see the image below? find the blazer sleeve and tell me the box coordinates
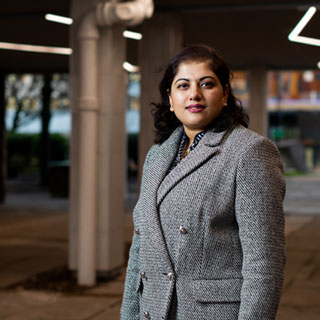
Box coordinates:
[235,137,286,320]
[120,147,154,320]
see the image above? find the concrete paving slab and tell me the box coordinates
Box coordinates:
[86,276,124,296]
[284,216,313,237]
[2,293,118,320]
[0,290,59,320]
[0,212,68,240]
[0,245,67,288]
[277,215,320,319]
[277,306,320,320]
[284,175,320,215]
[282,250,312,289]
[93,303,122,320]
[281,281,320,307]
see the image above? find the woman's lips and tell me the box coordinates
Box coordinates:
[186,104,205,113]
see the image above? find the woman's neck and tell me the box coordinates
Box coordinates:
[184,127,203,147]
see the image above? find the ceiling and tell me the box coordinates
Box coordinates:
[0,1,319,72]
[0,0,70,72]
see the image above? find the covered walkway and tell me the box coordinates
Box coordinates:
[0,174,319,319]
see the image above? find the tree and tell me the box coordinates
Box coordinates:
[5,74,44,133]
[4,73,70,187]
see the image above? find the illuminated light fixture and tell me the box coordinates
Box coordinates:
[317,61,320,69]
[123,30,143,40]
[45,13,73,25]
[0,41,72,55]
[123,61,140,73]
[288,6,320,47]
[44,14,143,43]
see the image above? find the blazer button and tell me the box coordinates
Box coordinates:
[167,272,174,280]
[144,311,151,319]
[179,226,187,234]
[140,272,147,279]
[135,228,140,235]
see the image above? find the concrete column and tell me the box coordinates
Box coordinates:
[96,25,127,274]
[69,0,132,281]
[70,0,154,284]
[139,12,183,171]
[248,67,268,136]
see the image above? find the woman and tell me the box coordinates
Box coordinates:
[121,44,286,320]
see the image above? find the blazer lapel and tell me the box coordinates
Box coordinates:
[147,126,184,187]
[141,126,183,270]
[157,128,230,207]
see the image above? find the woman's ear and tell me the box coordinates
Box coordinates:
[168,90,174,111]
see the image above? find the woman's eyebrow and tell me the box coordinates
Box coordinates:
[199,76,216,81]
[174,75,216,84]
[174,78,189,84]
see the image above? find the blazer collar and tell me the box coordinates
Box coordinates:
[156,126,231,206]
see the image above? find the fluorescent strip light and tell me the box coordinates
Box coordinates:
[45,13,73,25]
[123,61,140,73]
[290,35,320,47]
[44,15,144,45]
[0,41,72,55]
[288,6,320,47]
[123,30,143,40]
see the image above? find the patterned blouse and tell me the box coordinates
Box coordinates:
[168,130,206,173]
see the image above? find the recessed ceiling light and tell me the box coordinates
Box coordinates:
[44,14,143,43]
[123,30,143,40]
[45,14,73,25]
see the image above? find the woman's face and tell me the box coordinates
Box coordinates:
[168,60,228,137]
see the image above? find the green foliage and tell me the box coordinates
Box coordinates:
[284,170,308,177]
[7,132,69,178]
[7,133,39,177]
[49,133,69,161]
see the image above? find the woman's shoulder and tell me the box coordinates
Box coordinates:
[228,125,276,148]
[146,126,184,158]
[229,124,264,140]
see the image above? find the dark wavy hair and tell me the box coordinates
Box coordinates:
[151,44,249,144]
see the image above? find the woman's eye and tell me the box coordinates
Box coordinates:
[177,83,189,89]
[201,81,214,88]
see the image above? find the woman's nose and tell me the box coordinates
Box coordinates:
[189,85,201,100]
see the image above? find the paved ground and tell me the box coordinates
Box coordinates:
[0,174,319,319]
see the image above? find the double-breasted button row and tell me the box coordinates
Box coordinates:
[167,272,174,280]
[144,311,151,319]
[179,226,187,234]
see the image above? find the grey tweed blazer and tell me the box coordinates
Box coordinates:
[121,125,286,320]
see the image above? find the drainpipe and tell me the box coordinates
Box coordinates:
[77,0,154,286]
[96,0,154,26]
